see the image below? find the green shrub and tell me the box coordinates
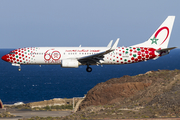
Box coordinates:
[44,106,51,110]
[39,105,73,111]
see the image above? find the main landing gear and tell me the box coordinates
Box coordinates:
[86,64,92,72]
[86,67,92,72]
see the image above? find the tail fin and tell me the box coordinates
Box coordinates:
[132,16,175,49]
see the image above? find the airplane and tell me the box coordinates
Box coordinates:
[1,16,176,72]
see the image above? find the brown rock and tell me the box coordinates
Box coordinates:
[78,69,180,111]
[79,81,151,110]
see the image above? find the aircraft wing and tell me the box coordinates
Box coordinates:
[78,49,113,64]
[78,38,119,64]
[156,47,177,52]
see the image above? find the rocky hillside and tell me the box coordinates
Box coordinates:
[14,69,180,120]
[69,69,180,119]
[79,70,180,110]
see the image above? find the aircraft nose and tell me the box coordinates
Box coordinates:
[1,55,9,62]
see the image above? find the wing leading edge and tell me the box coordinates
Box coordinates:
[78,38,119,65]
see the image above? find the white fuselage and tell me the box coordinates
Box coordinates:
[3,46,163,66]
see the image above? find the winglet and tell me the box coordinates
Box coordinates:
[107,40,113,48]
[111,38,119,50]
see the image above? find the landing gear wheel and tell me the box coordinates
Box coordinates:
[86,67,92,72]
[18,66,21,71]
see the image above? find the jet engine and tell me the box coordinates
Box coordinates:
[61,59,79,68]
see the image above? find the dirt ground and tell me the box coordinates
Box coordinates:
[0,108,72,120]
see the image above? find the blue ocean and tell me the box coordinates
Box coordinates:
[0,49,180,104]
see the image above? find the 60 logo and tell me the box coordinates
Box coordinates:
[44,49,61,63]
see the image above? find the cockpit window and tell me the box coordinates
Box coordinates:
[9,52,15,54]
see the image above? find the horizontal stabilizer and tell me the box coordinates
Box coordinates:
[156,47,176,52]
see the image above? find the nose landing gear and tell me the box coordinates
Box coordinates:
[12,63,21,71]
[18,66,21,71]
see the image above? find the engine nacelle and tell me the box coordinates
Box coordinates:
[61,59,79,68]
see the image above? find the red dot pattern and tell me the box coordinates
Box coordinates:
[105,47,157,64]
[5,47,38,64]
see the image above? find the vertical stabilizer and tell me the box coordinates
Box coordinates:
[132,16,175,49]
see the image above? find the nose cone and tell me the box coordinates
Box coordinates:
[1,55,9,62]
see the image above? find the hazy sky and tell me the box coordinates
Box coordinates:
[0,0,180,48]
